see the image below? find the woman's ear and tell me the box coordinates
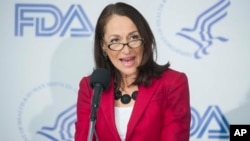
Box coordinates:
[100,40,105,51]
[100,40,108,60]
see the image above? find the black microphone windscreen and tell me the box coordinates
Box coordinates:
[90,68,110,90]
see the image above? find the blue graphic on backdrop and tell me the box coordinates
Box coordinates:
[36,104,76,141]
[15,4,93,37]
[17,82,77,141]
[157,0,230,59]
[176,0,230,59]
[190,105,230,139]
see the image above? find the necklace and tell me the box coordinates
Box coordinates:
[114,89,138,104]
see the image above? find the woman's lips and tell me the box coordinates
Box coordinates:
[119,56,136,67]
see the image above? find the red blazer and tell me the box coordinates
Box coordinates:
[75,69,191,141]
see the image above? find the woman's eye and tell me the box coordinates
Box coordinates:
[110,38,119,43]
[130,35,140,40]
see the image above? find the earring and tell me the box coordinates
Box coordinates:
[102,51,108,60]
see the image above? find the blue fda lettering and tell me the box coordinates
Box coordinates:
[15,4,93,37]
[191,105,230,139]
[234,129,247,136]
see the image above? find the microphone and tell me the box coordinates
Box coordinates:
[89,68,110,121]
[88,68,110,141]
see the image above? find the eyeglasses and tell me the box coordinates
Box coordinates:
[107,39,144,51]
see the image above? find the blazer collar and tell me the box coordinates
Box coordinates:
[99,80,120,140]
[126,84,155,139]
[100,80,155,140]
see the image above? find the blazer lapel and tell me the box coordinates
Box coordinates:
[126,84,155,139]
[99,82,120,140]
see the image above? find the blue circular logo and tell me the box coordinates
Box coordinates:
[17,81,77,141]
[156,0,230,59]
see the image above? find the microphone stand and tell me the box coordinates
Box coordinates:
[87,120,96,141]
[87,84,103,141]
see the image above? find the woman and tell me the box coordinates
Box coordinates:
[75,2,190,141]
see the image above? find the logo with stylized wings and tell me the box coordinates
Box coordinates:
[36,105,76,141]
[157,0,230,59]
[17,82,77,141]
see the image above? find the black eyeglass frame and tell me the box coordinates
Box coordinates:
[106,39,144,51]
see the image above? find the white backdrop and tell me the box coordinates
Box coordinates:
[1,0,250,141]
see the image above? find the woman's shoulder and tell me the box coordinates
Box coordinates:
[163,68,186,76]
[79,75,91,86]
[159,68,188,83]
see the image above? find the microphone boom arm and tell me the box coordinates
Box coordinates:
[88,83,103,141]
[90,83,103,121]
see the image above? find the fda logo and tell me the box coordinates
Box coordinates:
[230,125,250,141]
[15,4,93,37]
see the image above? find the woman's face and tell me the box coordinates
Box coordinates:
[102,15,143,77]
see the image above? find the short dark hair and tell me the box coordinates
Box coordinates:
[93,2,170,88]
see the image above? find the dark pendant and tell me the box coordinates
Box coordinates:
[114,89,138,104]
[115,90,122,100]
[121,94,131,104]
[131,91,137,100]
